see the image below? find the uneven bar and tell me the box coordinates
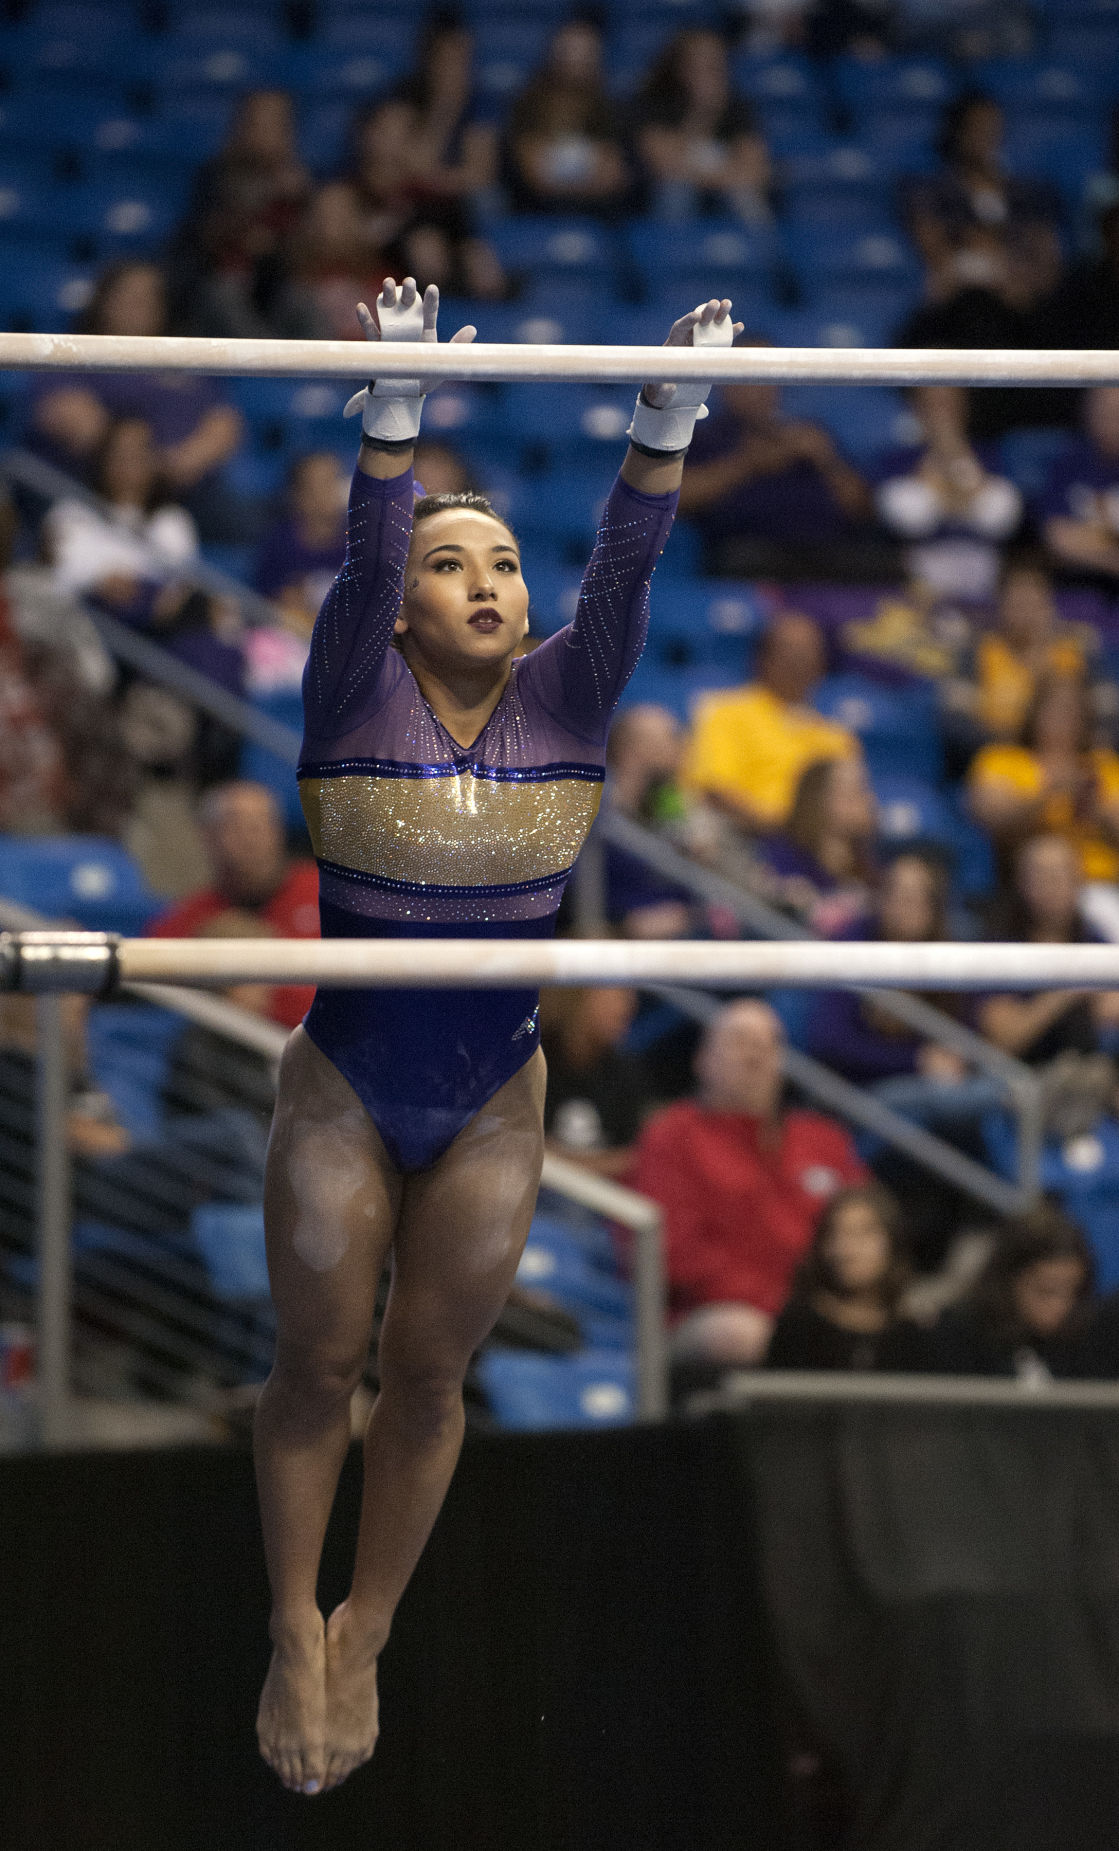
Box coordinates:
[0,333,1118,386]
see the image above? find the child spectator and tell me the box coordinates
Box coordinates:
[541,986,654,1179]
[968,675,1119,884]
[765,1183,927,1371]
[757,754,878,935]
[633,28,772,226]
[683,612,859,832]
[28,262,245,540]
[1041,387,1119,587]
[679,362,874,577]
[505,18,635,220]
[875,384,1023,602]
[601,704,701,938]
[926,1204,1098,1379]
[630,998,867,1368]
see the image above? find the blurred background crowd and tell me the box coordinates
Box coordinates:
[2,0,1119,1423]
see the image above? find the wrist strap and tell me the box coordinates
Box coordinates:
[360,433,415,455]
[628,435,688,460]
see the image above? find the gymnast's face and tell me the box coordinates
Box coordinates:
[397,509,530,671]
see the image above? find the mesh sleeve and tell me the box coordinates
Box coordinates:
[527,475,677,745]
[301,463,414,748]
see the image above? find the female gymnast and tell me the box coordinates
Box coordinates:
[254,275,739,1794]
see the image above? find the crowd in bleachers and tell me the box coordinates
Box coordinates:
[3,0,1119,1418]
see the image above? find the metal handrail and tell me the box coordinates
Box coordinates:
[0,896,668,1434]
[589,809,1043,1206]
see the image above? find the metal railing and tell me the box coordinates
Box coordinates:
[575,810,1044,1214]
[0,897,667,1444]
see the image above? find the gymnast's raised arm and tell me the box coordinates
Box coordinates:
[300,279,476,746]
[528,297,741,742]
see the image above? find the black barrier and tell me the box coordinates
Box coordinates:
[3,1405,1119,1851]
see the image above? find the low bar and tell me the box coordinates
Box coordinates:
[11,931,1119,991]
[0,333,1117,386]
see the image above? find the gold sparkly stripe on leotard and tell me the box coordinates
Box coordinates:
[300,770,603,890]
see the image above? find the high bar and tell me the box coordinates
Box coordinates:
[0,332,1117,386]
[11,932,1119,993]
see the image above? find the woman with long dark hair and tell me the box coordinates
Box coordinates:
[759,753,878,933]
[928,1205,1097,1379]
[634,26,771,224]
[766,1183,924,1371]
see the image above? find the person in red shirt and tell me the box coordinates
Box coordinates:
[147,780,319,1028]
[631,997,867,1366]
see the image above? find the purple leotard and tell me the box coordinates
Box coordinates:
[299,462,676,1169]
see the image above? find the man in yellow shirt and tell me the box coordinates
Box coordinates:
[682,611,859,830]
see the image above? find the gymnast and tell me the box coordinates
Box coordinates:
[254,275,740,1794]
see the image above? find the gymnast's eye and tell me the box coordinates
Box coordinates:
[495,559,518,572]
[432,557,461,571]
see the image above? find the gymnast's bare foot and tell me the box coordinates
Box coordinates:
[256,1612,327,1795]
[323,1599,382,1790]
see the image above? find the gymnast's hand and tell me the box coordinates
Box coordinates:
[344,279,477,425]
[642,298,742,411]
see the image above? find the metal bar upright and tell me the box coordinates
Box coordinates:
[35,993,72,1445]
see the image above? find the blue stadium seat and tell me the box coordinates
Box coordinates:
[785,225,921,288]
[0,836,162,934]
[778,381,913,466]
[475,1347,635,1430]
[626,217,780,292]
[501,465,616,548]
[316,10,417,58]
[501,382,633,456]
[872,771,955,849]
[0,245,94,331]
[486,217,621,283]
[167,8,287,47]
[192,1203,271,1301]
[284,45,413,100]
[53,181,182,255]
[783,184,896,234]
[1047,21,1119,65]
[240,692,303,833]
[140,44,284,95]
[0,165,63,242]
[984,1113,1119,1291]
[972,58,1109,109]
[516,1219,632,1323]
[834,55,955,112]
[814,674,943,781]
[86,1004,183,1139]
[771,294,917,351]
[999,426,1073,501]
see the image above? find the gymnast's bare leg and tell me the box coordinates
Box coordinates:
[253,1026,545,1794]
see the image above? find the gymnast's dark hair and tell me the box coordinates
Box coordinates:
[412,491,519,546]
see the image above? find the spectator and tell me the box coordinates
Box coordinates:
[630,998,867,1366]
[43,416,244,707]
[248,451,347,692]
[633,28,772,226]
[758,754,878,935]
[874,384,1023,602]
[806,850,1000,1129]
[926,1204,1098,1380]
[682,611,859,832]
[540,985,654,1178]
[903,93,1063,312]
[1041,200,1119,354]
[765,1183,928,1370]
[678,361,874,577]
[28,262,245,540]
[968,675,1119,883]
[271,181,391,342]
[45,416,199,605]
[176,89,311,339]
[1041,387,1119,586]
[147,781,319,1030]
[505,18,635,220]
[390,10,507,300]
[978,833,1119,1065]
[601,704,702,938]
[963,553,1092,744]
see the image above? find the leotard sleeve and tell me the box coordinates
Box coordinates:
[301,462,414,749]
[524,474,677,747]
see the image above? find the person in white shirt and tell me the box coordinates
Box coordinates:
[45,416,199,607]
